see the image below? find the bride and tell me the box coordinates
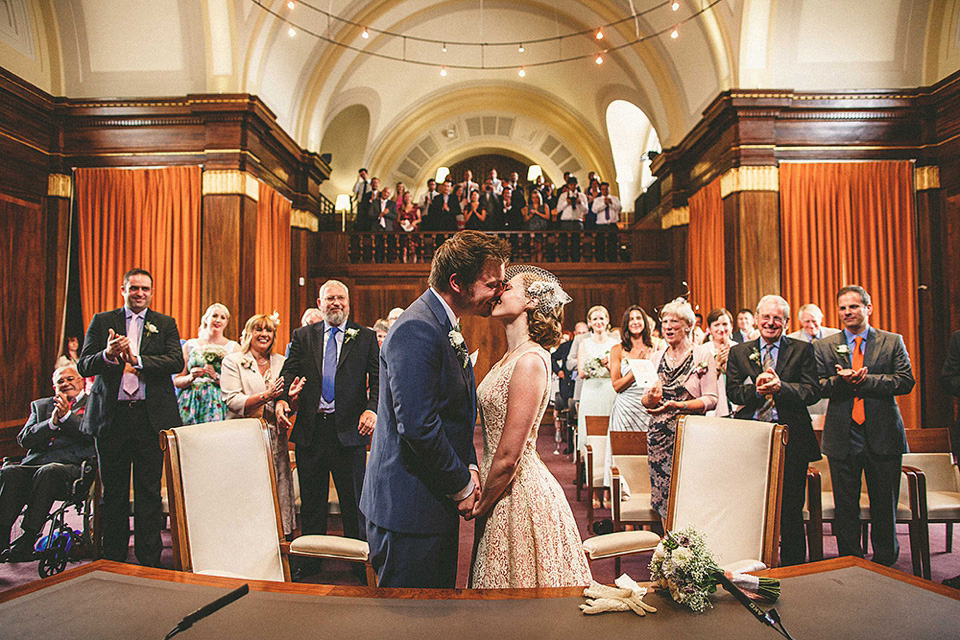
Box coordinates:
[469,266,592,588]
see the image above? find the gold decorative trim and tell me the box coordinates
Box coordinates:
[48,174,72,198]
[291,209,318,232]
[915,166,940,191]
[661,206,689,229]
[720,166,780,198]
[202,170,259,201]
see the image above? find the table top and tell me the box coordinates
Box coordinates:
[1,557,957,639]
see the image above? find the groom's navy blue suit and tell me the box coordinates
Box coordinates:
[360,289,478,587]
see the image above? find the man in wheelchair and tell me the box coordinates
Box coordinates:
[0,365,96,563]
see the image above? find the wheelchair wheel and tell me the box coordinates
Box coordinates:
[38,535,69,579]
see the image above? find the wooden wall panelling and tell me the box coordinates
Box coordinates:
[722,190,781,312]
[915,180,948,428]
[290,228,309,325]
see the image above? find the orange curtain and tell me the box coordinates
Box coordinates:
[780,161,920,427]
[76,166,202,337]
[687,177,725,318]
[256,182,292,349]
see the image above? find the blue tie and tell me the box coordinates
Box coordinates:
[322,326,338,402]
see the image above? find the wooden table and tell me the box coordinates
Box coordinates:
[1,557,957,639]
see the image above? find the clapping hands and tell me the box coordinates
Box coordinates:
[835,364,867,385]
[756,367,781,395]
[51,392,70,425]
[105,328,137,364]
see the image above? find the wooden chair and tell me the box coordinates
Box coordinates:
[666,415,787,571]
[900,427,960,580]
[161,418,375,584]
[577,415,610,527]
[605,431,660,573]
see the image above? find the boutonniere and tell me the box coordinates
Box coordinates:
[449,328,469,368]
[344,328,360,343]
[835,344,851,356]
[692,359,709,377]
[144,322,158,335]
[748,348,761,365]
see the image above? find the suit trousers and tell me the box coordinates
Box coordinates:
[366,520,459,588]
[95,402,164,567]
[0,462,81,542]
[779,447,811,566]
[296,412,366,541]
[827,429,902,566]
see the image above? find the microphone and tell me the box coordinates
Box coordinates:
[164,583,249,639]
[712,571,777,627]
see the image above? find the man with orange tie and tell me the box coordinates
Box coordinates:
[814,285,915,566]
[78,268,183,567]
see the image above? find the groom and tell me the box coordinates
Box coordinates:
[361,230,510,588]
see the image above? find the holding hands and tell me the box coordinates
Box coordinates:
[271,375,305,430]
[835,364,867,385]
[462,468,483,520]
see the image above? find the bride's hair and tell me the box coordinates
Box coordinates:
[513,270,565,349]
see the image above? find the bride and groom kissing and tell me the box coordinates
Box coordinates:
[361,230,592,589]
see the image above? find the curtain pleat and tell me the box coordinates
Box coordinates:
[687,177,725,317]
[780,161,919,427]
[256,182,292,349]
[76,166,202,337]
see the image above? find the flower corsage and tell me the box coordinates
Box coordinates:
[692,359,709,377]
[449,328,469,368]
[835,344,851,356]
[345,327,360,343]
[748,347,762,365]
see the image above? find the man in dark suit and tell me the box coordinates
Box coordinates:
[78,268,183,567]
[814,285,915,566]
[733,308,759,343]
[361,230,509,588]
[277,280,379,568]
[355,177,381,232]
[727,295,821,566]
[0,365,96,562]
[425,180,460,231]
[369,186,398,232]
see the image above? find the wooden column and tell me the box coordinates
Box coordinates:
[45,174,73,357]
[201,171,259,342]
[290,209,319,326]
[721,167,781,311]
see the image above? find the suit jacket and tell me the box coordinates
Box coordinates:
[425,193,460,231]
[369,198,398,232]
[18,395,96,466]
[77,308,184,438]
[360,290,478,535]
[220,351,285,420]
[551,340,575,402]
[727,337,822,463]
[280,321,378,449]
[786,327,841,343]
[814,327,915,458]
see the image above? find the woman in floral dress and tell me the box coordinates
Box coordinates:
[174,303,239,424]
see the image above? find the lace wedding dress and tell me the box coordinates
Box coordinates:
[469,343,593,588]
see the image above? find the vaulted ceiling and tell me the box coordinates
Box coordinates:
[2,0,958,202]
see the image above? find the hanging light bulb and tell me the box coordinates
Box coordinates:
[288,26,296,37]
[287,0,295,9]
[670,28,679,39]
[518,67,526,77]
[518,43,524,53]
[442,42,447,53]
[440,66,447,77]
[361,27,369,38]
[595,28,604,40]
[672,1,680,10]
[595,54,603,64]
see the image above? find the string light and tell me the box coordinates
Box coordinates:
[286,0,295,9]
[672,1,680,10]
[361,26,369,38]
[595,54,603,64]
[595,29,604,40]
[518,67,526,77]
[288,26,296,37]
[440,66,447,76]
[518,43,524,53]
[670,28,679,39]
[442,42,447,53]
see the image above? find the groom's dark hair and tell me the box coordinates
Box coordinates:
[429,231,510,293]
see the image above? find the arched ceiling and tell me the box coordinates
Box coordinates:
[2,0,957,202]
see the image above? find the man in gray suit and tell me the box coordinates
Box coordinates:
[813,285,915,566]
[788,303,841,415]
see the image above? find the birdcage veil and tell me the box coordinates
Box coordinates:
[504,265,572,314]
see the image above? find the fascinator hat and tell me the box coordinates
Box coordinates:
[504,265,573,314]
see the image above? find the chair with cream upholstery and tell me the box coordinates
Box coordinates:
[577,415,610,527]
[161,418,375,584]
[666,415,787,571]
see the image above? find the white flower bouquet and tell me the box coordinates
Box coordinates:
[583,355,611,379]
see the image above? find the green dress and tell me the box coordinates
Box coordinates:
[177,339,238,425]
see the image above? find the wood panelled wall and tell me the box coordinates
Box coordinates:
[645,71,960,429]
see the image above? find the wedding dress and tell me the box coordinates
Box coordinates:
[469,343,593,588]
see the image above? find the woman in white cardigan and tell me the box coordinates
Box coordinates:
[221,314,303,535]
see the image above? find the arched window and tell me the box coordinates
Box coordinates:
[605,100,661,212]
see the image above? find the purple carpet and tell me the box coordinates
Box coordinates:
[2,422,959,592]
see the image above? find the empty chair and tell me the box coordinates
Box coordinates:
[576,415,610,527]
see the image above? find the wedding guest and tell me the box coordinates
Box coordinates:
[577,305,618,507]
[173,303,239,425]
[702,308,736,417]
[301,308,322,327]
[734,308,760,343]
[501,186,525,230]
[642,298,718,521]
[373,319,389,347]
[387,307,404,327]
[397,191,420,231]
[463,189,486,230]
[56,336,81,368]
[220,314,304,536]
[523,190,551,231]
[393,182,407,212]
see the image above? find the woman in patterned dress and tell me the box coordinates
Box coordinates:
[174,303,239,425]
[469,266,592,589]
[641,298,718,521]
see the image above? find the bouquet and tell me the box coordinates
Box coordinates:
[194,343,227,379]
[649,527,780,613]
[583,355,611,379]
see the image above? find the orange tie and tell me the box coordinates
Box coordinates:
[852,335,865,424]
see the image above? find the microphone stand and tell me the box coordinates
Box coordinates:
[163,584,250,639]
[713,571,795,639]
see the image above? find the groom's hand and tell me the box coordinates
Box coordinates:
[457,490,477,520]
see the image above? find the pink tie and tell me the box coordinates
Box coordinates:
[121,317,141,396]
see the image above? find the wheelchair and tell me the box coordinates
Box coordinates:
[2,457,98,578]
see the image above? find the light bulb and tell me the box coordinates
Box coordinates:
[670,28,678,39]
[518,67,526,77]
[595,54,603,64]
[288,26,296,37]
[362,27,369,39]
[595,29,604,40]
[287,0,295,9]
[440,66,447,77]
[672,2,680,10]
[518,43,524,53]
[442,43,447,53]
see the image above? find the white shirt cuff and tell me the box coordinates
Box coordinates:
[449,477,475,502]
